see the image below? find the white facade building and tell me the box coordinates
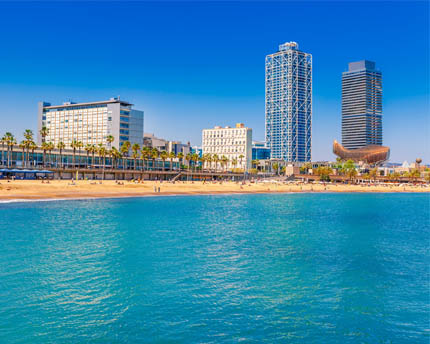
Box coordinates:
[38,98,144,149]
[202,123,252,171]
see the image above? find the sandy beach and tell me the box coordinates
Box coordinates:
[0,179,428,201]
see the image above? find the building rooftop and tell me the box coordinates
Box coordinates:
[347,60,376,72]
[42,97,133,109]
[279,41,298,52]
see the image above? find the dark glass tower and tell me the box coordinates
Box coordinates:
[341,60,382,149]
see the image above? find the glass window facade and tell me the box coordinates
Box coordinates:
[265,42,312,162]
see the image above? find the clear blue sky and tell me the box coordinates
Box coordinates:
[0,1,428,163]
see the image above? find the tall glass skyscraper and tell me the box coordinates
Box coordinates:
[265,42,312,162]
[342,60,382,150]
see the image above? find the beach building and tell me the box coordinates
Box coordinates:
[143,133,168,151]
[37,98,144,149]
[202,123,252,171]
[342,60,382,149]
[265,41,312,162]
[191,146,203,158]
[167,141,191,155]
[252,141,271,160]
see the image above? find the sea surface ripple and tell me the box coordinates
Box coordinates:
[0,193,428,343]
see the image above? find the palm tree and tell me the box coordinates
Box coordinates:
[204,153,212,172]
[39,126,49,144]
[141,147,151,171]
[168,151,176,171]
[70,140,78,168]
[84,144,93,169]
[192,153,199,172]
[272,162,279,175]
[98,145,107,179]
[238,154,244,172]
[47,142,54,167]
[213,154,219,172]
[106,135,114,149]
[342,160,357,182]
[221,155,228,172]
[231,158,238,171]
[57,142,65,168]
[369,168,378,182]
[300,162,312,174]
[89,144,97,169]
[41,142,50,168]
[19,141,26,168]
[177,152,184,170]
[121,141,131,170]
[29,141,37,167]
[5,132,16,168]
[160,151,168,171]
[131,143,140,171]
[185,153,192,171]
[151,148,159,171]
[0,135,7,167]
[23,129,34,168]
[111,147,121,170]
[76,141,83,169]
[200,155,206,172]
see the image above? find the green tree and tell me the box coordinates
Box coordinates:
[70,140,78,168]
[57,142,65,168]
[169,151,176,171]
[221,155,228,172]
[41,142,50,168]
[46,142,54,167]
[23,129,34,168]
[272,162,279,175]
[84,144,93,169]
[160,151,168,171]
[192,153,200,172]
[315,166,333,181]
[4,132,16,168]
[19,141,26,168]
[151,148,159,171]
[106,135,114,148]
[121,141,131,170]
[98,144,107,178]
[39,126,49,144]
[141,146,151,171]
[238,154,244,172]
[131,143,140,170]
[177,152,184,169]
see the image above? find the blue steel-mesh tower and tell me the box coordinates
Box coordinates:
[265,42,312,162]
[341,60,382,149]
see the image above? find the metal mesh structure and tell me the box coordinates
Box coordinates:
[265,42,312,162]
[333,140,390,165]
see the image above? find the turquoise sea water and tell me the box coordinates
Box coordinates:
[0,193,428,343]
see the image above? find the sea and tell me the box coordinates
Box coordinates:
[0,193,428,343]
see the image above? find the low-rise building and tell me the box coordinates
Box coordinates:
[252,141,271,160]
[191,146,203,158]
[202,123,252,171]
[143,133,168,151]
[167,141,191,155]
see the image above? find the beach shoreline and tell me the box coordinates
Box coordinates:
[0,180,428,202]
